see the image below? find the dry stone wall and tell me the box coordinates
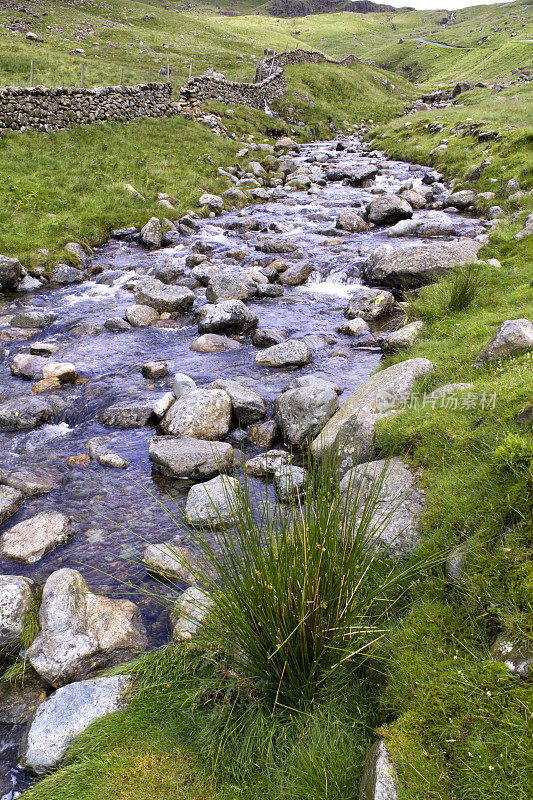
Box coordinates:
[179,69,287,109]
[0,83,176,134]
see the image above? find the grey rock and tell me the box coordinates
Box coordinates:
[142,361,168,379]
[345,287,395,321]
[274,385,339,448]
[199,193,223,211]
[254,339,312,368]
[125,304,159,327]
[64,242,89,267]
[155,257,185,284]
[336,209,369,232]
[0,255,22,291]
[27,568,147,687]
[87,437,129,469]
[0,396,54,430]
[278,263,314,286]
[0,575,34,649]
[274,464,307,503]
[134,278,195,313]
[152,392,175,419]
[142,542,208,584]
[382,321,424,353]
[209,379,267,425]
[0,467,60,496]
[190,333,242,352]
[367,195,413,225]
[490,634,533,677]
[255,283,284,299]
[49,265,85,285]
[172,372,197,399]
[140,217,162,248]
[19,676,132,773]
[244,450,293,478]
[10,311,54,329]
[10,354,46,379]
[248,420,279,448]
[359,739,398,800]
[149,435,233,479]
[252,328,288,348]
[99,402,153,429]
[289,375,343,395]
[206,275,250,304]
[171,587,213,640]
[161,389,232,439]
[445,546,465,582]
[427,383,474,399]
[198,300,258,335]
[399,189,427,209]
[191,262,221,286]
[185,475,241,529]
[446,190,476,210]
[104,317,131,332]
[473,319,533,365]
[1,512,72,564]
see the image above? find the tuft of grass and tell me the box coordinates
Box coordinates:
[447,264,480,313]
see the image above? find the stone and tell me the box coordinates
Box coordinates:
[289,375,343,395]
[0,676,47,724]
[19,676,132,774]
[345,287,395,321]
[0,575,34,649]
[190,334,241,352]
[0,486,24,524]
[32,377,61,395]
[367,195,413,225]
[337,318,376,344]
[0,255,22,291]
[278,263,314,286]
[161,389,232,440]
[140,217,162,248]
[0,396,54,430]
[206,275,250,304]
[254,339,312,368]
[255,237,300,254]
[209,379,267,426]
[359,739,398,800]
[311,358,434,474]
[490,634,533,677]
[336,209,369,232]
[473,319,533,365]
[386,220,421,238]
[152,392,175,419]
[148,435,233,479]
[134,278,195,313]
[274,385,339,448]
[172,373,197,398]
[87,437,129,469]
[64,242,89,267]
[191,262,221,286]
[1,512,72,564]
[505,178,520,195]
[198,300,258,334]
[142,361,168,379]
[274,464,307,503]
[155,257,185,284]
[446,190,476,210]
[427,383,474,400]
[515,211,533,241]
[125,304,159,327]
[10,312,54,330]
[49,265,85,285]
[445,546,465,583]
[252,328,288,348]
[99,402,153,428]
[382,321,424,352]
[104,317,131,332]
[255,284,284,299]
[0,468,60,496]
[248,420,279,448]
[171,587,213,640]
[142,542,208,584]
[340,458,425,556]
[343,165,379,186]
[185,475,241,529]
[26,569,147,687]
[399,189,427,209]
[11,354,46,379]
[363,240,482,290]
[42,362,76,383]
[244,450,293,478]
[199,193,223,211]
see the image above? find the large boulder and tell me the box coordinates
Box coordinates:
[209,379,267,426]
[0,575,34,649]
[161,389,232,440]
[359,739,399,800]
[274,385,339,448]
[446,190,476,210]
[0,255,22,291]
[345,287,395,321]
[0,396,55,431]
[274,464,307,503]
[340,458,425,556]
[206,275,250,304]
[148,435,233,479]
[254,339,312,368]
[140,217,162,248]
[134,278,195,313]
[1,512,72,564]
[311,358,434,474]
[19,676,132,774]
[26,569,147,687]
[473,319,533,365]
[363,240,481,290]
[0,485,24,523]
[197,300,258,334]
[185,475,241,529]
[11,354,46,379]
[367,195,413,225]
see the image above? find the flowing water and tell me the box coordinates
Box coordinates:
[0,136,486,794]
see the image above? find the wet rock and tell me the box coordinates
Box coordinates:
[49,264,85,285]
[185,475,241,529]
[446,190,476,210]
[11,354,46,379]
[399,189,427,209]
[209,379,267,425]
[99,402,153,428]
[367,195,413,225]
[386,219,421,238]
[343,165,379,186]
[149,435,233,479]
[252,328,288,347]
[274,464,307,503]
[359,739,398,800]
[198,300,258,335]
[336,209,369,232]
[190,333,241,352]
[125,304,159,327]
[0,255,22,291]
[32,377,61,395]
[104,317,132,332]
[141,361,168,379]
[26,569,147,687]
[255,283,284,299]
[341,458,425,556]
[10,312,54,329]
[0,396,54,430]
[155,257,185,284]
[473,319,533,365]
[248,420,279,448]
[274,385,339,448]
[255,237,300,254]
[30,342,58,356]
[0,676,47,724]
[289,375,343,395]
[382,321,424,353]
[244,450,293,478]
[152,392,175,419]
[171,587,213,640]
[134,278,195,313]
[191,262,222,286]
[277,263,313,287]
[1,512,73,564]
[161,389,232,440]
[172,373,197,398]
[42,362,76,383]
[142,542,206,584]
[311,358,434,473]
[490,634,533,677]
[345,287,395,321]
[254,339,312,368]
[363,240,481,290]
[0,468,60,496]
[337,317,375,344]
[19,675,132,774]
[206,275,250,304]
[87,437,129,469]
[0,575,34,649]
[140,217,162,248]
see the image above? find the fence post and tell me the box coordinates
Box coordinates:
[80,63,84,88]
[120,67,124,86]
[30,60,34,88]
